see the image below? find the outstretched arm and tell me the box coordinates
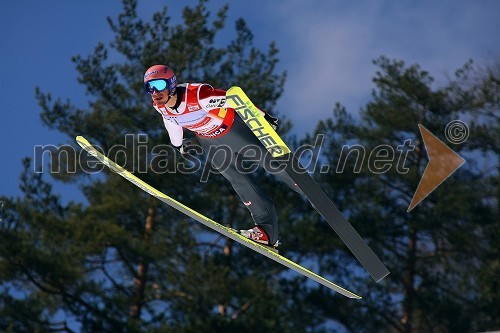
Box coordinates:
[163,117,184,147]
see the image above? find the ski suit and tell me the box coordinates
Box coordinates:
[153,83,301,244]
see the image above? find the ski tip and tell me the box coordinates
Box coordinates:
[226,86,244,95]
[75,135,87,145]
[76,136,95,154]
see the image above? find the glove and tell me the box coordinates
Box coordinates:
[264,113,279,130]
[173,139,190,155]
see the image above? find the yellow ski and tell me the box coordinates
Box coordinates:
[226,87,390,282]
[76,135,361,299]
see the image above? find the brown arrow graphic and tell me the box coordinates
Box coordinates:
[408,124,465,212]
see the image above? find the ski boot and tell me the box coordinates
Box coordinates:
[239,226,280,253]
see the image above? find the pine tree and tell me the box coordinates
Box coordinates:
[0,1,316,332]
[298,56,498,332]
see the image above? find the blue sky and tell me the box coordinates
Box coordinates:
[1,0,499,201]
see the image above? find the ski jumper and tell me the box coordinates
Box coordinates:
[153,83,302,244]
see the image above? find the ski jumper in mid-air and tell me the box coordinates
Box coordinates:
[143,64,303,248]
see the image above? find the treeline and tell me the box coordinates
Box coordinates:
[0,1,498,332]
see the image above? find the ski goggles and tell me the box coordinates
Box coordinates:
[144,79,168,94]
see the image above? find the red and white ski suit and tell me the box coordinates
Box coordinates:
[153,83,301,244]
[153,83,235,146]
